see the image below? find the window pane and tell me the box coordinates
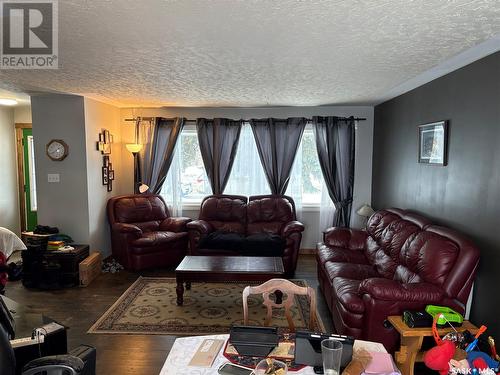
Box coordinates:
[301,128,323,204]
[160,127,211,208]
[225,124,270,197]
[179,131,211,202]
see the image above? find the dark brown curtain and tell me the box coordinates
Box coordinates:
[139,117,185,194]
[196,118,242,194]
[312,116,355,227]
[249,117,306,195]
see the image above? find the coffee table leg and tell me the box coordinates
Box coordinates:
[176,278,184,306]
[186,281,191,290]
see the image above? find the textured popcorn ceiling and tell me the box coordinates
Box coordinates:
[0,0,500,107]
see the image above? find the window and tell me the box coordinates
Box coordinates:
[160,126,211,212]
[224,124,270,196]
[161,123,325,211]
[292,125,323,205]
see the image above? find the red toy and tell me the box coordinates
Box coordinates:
[424,315,457,375]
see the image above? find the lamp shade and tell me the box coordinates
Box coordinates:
[138,183,149,194]
[126,143,143,153]
[356,204,375,218]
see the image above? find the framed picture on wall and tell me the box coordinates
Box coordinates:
[418,120,449,166]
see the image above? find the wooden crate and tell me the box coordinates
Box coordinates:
[79,252,102,287]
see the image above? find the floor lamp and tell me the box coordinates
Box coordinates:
[126,118,143,194]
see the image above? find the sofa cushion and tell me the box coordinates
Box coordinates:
[200,231,245,250]
[332,277,364,314]
[114,195,169,223]
[317,244,369,266]
[395,230,459,286]
[247,196,295,235]
[132,231,187,249]
[325,262,379,281]
[199,195,247,234]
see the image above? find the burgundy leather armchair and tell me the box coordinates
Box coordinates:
[187,195,304,276]
[107,194,192,271]
[316,208,480,352]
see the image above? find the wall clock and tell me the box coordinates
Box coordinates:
[46,139,69,161]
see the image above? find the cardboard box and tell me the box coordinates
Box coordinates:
[79,252,102,287]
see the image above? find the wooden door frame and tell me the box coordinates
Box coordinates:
[15,123,32,232]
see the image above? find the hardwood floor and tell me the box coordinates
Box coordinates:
[4,254,333,375]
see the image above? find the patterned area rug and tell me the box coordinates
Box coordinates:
[88,277,324,335]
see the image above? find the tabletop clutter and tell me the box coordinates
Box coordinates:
[191,325,398,375]
[419,305,499,375]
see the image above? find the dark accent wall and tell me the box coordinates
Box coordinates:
[373,51,500,336]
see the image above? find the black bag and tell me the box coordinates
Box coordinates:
[294,330,354,369]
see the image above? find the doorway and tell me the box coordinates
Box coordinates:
[15,123,37,232]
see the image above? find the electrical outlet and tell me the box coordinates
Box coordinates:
[47,173,60,183]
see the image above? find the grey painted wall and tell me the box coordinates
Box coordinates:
[31,95,90,243]
[0,107,20,234]
[372,52,500,336]
[31,95,123,257]
[121,106,374,247]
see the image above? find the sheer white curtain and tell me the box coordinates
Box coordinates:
[160,147,184,216]
[318,180,336,242]
[225,124,270,196]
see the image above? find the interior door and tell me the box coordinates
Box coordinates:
[17,127,38,231]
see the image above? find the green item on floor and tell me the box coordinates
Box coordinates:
[425,305,464,326]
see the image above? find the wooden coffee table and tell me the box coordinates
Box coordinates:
[175,256,285,306]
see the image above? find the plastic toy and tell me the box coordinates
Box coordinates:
[426,305,464,326]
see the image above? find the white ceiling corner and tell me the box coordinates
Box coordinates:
[0,0,499,108]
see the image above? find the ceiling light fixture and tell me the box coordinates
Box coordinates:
[0,98,18,106]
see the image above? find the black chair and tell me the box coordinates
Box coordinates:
[0,297,96,375]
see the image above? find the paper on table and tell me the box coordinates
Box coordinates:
[353,340,387,355]
[363,352,398,374]
[188,339,225,367]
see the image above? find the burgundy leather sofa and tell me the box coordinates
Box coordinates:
[187,195,304,276]
[317,208,480,352]
[107,194,191,271]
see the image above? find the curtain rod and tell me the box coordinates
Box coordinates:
[125,117,367,122]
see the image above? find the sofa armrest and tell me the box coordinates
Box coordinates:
[359,278,444,303]
[186,220,213,235]
[323,227,368,250]
[160,217,192,232]
[112,223,142,235]
[281,221,304,237]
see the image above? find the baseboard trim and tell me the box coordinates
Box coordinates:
[299,248,316,255]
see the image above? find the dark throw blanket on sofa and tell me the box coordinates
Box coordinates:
[200,231,285,256]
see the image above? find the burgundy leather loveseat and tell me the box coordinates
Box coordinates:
[187,195,304,276]
[107,194,191,271]
[317,208,480,352]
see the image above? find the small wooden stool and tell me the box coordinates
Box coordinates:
[388,315,479,375]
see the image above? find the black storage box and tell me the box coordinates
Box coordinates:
[22,245,89,289]
[403,310,433,328]
[229,326,279,357]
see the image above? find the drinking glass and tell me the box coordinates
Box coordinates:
[321,339,343,375]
